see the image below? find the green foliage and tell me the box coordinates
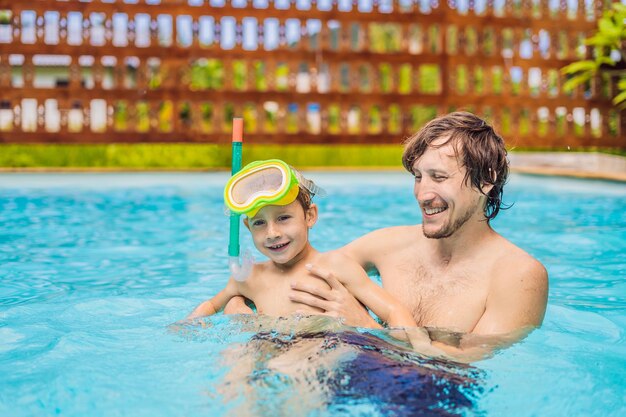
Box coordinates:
[419,65,441,94]
[233,60,247,90]
[398,64,412,94]
[0,144,405,169]
[189,59,224,91]
[243,145,404,168]
[0,10,11,25]
[253,61,267,91]
[327,105,341,134]
[113,101,128,131]
[4,145,624,169]
[136,102,150,132]
[379,63,392,92]
[179,102,191,126]
[0,145,229,168]
[561,3,626,108]
[369,24,401,53]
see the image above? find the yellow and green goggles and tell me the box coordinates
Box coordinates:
[224,159,300,217]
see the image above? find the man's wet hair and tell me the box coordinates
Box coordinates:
[402,111,509,221]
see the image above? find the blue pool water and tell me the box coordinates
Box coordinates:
[1,172,624,416]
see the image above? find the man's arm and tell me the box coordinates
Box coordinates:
[325,257,417,328]
[472,257,548,335]
[289,263,381,328]
[416,257,548,362]
[304,258,417,328]
[295,255,548,362]
[186,278,240,319]
[298,262,480,360]
[340,227,397,271]
[290,228,404,327]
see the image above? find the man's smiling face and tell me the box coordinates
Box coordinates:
[412,137,487,239]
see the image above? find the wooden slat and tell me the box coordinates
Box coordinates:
[2,87,616,109]
[0,0,621,147]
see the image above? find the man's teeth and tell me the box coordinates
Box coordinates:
[424,207,446,215]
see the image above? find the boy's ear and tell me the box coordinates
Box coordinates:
[243,217,250,231]
[305,203,318,228]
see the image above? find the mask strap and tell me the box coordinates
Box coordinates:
[294,170,327,198]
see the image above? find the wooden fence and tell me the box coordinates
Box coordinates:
[0,0,623,148]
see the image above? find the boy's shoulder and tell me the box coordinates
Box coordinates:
[238,260,276,285]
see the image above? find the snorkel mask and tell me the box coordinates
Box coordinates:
[224,159,326,217]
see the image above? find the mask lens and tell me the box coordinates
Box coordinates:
[231,166,285,205]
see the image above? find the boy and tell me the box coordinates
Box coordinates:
[186,159,417,329]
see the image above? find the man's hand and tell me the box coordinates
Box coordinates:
[288,264,381,328]
[224,296,254,315]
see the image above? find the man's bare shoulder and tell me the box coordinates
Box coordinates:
[489,236,548,305]
[468,235,549,333]
[362,224,421,239]
[493,237,547,278]
[314,249,369,283]
[316,250,360,273]
[344,225,422,252]
[340,225,422,269]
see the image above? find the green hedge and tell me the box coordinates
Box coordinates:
[1,144,623,169]
[0,144,405,169]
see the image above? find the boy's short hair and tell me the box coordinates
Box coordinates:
[402,111,509,221]
[295,186,313,211]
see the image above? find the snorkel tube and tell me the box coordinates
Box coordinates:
[228,118,253,282]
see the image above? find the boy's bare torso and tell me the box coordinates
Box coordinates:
[237,252,332,316]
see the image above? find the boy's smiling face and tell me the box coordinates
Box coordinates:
[244,200,318,267]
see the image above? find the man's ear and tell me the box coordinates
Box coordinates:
[481,168,496,194]
[243,217,250,231]
[481,182,494,195]
[305,204,318,228]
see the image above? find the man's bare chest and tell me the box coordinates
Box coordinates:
[377,257,489,330]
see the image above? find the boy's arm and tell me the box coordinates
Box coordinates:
[186,278,240,320]
[223,296,255,315]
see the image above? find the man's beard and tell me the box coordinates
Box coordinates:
[422,202,480,239]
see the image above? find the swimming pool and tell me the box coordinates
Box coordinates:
[1,172,624,416]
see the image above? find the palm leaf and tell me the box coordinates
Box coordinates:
[599,17,621,39]
[562,73,593,92]
[612,90,626,105]
[595,56,617,67]
[561,60,597,75]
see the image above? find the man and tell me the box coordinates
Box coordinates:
[229,112,548,362]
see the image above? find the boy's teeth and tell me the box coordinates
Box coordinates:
[424,207,446,215]
[271,242,288,249]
